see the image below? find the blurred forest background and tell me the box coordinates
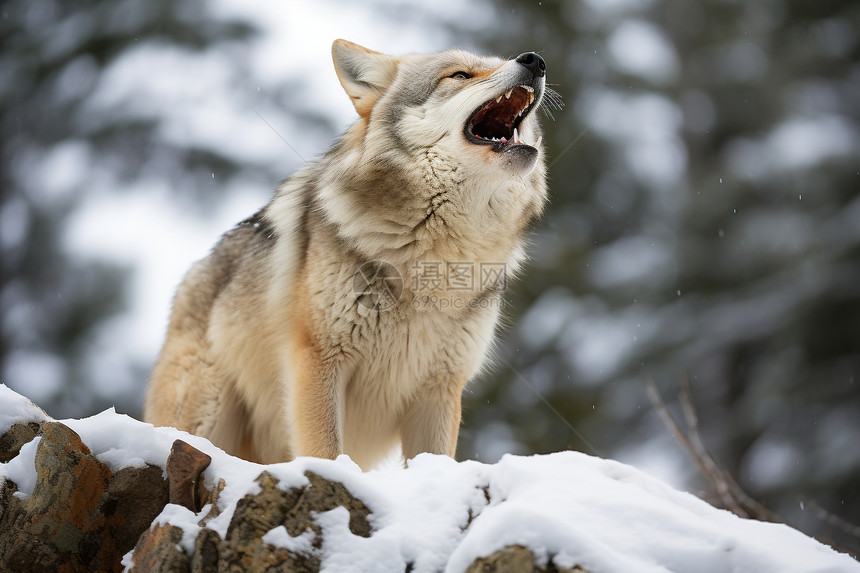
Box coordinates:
[2,0,858,555]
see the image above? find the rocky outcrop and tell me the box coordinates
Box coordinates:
[465,546,587,573]
[0,421,168,572]
[5,389,854,573]
[0,416,587,573]
[0,421,41,463]
[129,469,373,572]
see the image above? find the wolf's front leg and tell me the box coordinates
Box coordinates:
[400,379,465,460]
[288,343,346,460]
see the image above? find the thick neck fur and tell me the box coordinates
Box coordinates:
[304,118,547,271]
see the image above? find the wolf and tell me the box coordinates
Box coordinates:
[144,39,550,470]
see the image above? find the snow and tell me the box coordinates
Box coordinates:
[6,437,41,500]
[0,384,50,435]
[153,504,202,555]
[1,386,857,572]
[262,526,316,555]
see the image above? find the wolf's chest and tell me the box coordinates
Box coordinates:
[306,248,501,401]
[346,299,497,399]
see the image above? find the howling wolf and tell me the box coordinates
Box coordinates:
[145,40,550,469]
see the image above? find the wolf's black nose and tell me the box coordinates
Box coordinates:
[516,52,546,78]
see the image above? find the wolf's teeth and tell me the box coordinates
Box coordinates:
[523,85,534,93]
[505,89,512,99]
[514,127,519,143]
[496,95,503,103]
[528,93,535,105]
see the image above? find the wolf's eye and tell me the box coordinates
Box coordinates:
[448,71,472,80]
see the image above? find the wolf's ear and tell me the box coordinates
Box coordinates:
[332,39,399,118]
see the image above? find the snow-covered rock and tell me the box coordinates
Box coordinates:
[0,384,857,572]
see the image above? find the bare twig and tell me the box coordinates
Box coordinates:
[645,376,746,515]
[646,375,786,521]
[644,377,707,476]
[802,497,860,539]
[678,375,783,523]
[647,376,860,556]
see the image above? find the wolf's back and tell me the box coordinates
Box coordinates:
[144,220,265,427]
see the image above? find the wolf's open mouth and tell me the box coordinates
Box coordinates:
[465,85,541,150]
